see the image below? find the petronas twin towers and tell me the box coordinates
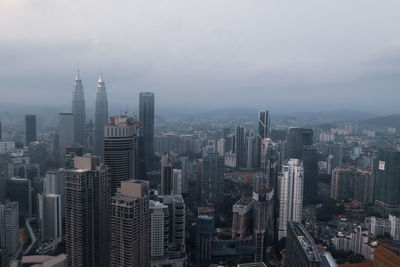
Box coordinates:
[71,70,108,158]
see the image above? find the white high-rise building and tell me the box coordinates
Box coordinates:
[389,214,400,240]
[94,74,108,160]
[44,170,65,218]
[150,200,169,259]
[38,193,62,242]
[0,201,19,257]
[172,169,182,195]
[72,70,86,146]
[278,158,304,239]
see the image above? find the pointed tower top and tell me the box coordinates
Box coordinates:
[98,72,104,83]
[74,65,81,81]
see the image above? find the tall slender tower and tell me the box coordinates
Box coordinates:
[139,92,155,169]
[72,70,86,145]
[94,74,108,160]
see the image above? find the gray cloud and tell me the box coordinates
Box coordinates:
[1,0,400,113]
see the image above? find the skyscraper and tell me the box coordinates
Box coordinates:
[235,125,245,168]
[172,169,182,194]
[38,193,62,242]
[374,148,400,215]
[201,152,224,210]
[285,221,321,267]
[58,113,74,167]
[64,155,109,267]
[150,200,169,260]
[181,156,189,194]
[28,141,47,176]
[72,70,86,145]
[25,114,37,145]
[6,177,32,218]
[104,115,138,195]
[94,74,108,160]
[139,92,155,169]
[161,154,173,195]
[286,128,313,159]
[0,201,19,258]
[278,159,304,239]
[303,147,319,201]
[110,180,149,267]
[196,206,215,267]
[258,110,270,140]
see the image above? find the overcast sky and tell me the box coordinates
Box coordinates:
[1,0,400,113]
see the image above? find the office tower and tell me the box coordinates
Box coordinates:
[44,170,65,195]
[159,195,186,252]
[235,126,245,168]
[270,129,287,143]
[217,138,225,156]
[303,147,319,201]
[94,74,108,160]
[58,113,74,167]
[258,110,270,140]
[139,92,155,169]
[64,155,109,267]
[286,128,313,159]
[201,153,224,210]
[110,180,149,267]
[196,159,203,201]
[150,200,169,259]
[72,70,86,145]
[25,115,37,145]
[28,141,47,175]
[181,156,189,194]
[196,206,215,267]
[246,133,257,169]
[278,159,304,239]
[38,193,62,242]
[6,177,32,218]
[0,201,19,257]
[285,221,321,267]
[172,169,182,194]
[104,116,138,195]
[374,148,400,215]
[136,128,147,179]
[161,154,173,195]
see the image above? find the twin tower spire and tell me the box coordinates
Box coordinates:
[72,70,108,159]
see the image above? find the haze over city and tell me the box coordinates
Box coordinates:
[1,0,400,112]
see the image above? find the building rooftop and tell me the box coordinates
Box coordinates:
[290,221,322,262]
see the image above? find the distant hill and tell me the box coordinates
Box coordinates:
[361,114,400,129]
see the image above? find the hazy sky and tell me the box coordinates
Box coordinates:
[1,0,400,113]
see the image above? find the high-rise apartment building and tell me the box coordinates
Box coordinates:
[278,159,304,239]
[38,193,62,242]
[374,149,400,215]
[285,221,321,267]
[150,200,169,260]
[25,114,37,145]
[94,74,108,160]
[6,177,32,218]
[104,115,138,195]
[72,71,86,145]
[139,92,155,169]
[161,154,173,195]
[110,180,149,267]
[201,153,224,210]
[196,206,215,267]
[0,201,19,258]
[58,113,74,167]
[64,155,109,267]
